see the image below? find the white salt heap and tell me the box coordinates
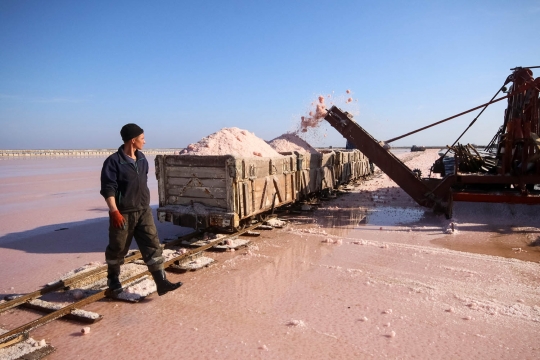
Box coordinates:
[268,133,319,154]
[180,127,282,158]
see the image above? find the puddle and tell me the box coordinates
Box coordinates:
[362,206,426,226]
[432,230,540,262]
[316,206,427,231]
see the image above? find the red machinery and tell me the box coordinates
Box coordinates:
[324,67,540,218]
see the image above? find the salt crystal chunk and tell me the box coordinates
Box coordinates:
[81,327,91,334]
[360,316,368,322]
[389,331,396,338]
[383,309,392,314]
[39,339,46,346]
[286,319,306,327]
[259,345,269,351]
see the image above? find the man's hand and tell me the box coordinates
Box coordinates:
[109,210,126,229]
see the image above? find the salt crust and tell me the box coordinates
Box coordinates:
[290,209,540,325]
[176,256,215,270]
[27,298,101,320]
[286,319,307,328]
[48,261,103,285]
[265,218,286,228]
[0,327,47,360]
[117,277,157,301]
[180,127,282,158]
[267,133,319,154]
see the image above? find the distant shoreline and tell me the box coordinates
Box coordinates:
[0,145,484,157]
[0,149,180,157]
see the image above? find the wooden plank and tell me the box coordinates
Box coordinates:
[259,178,268,210]
[309,153,322,168]
[164,155,230,167]
[250,180,256,214]
[272,177,283,202]
[18,344,56,360]
[19,299,103,324]
[321,153,334,167]
[237,183,244,217]
[166,167,226,179]
[225,161,235,213]
[302,170,310,194]
[243,182,250,215]
[284,174,289,201]
[168,186,227,199]
[248,164,271,178]
[167,177,226,187]
[155,156,167,207]
[0,332,28,350]
[252,178,267,192]
[167,196,228,208]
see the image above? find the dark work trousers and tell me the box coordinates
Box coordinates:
[105,206,164,272]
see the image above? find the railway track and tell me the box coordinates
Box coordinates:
[0,221,268,356]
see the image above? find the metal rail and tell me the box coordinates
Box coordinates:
[0,224,261,347]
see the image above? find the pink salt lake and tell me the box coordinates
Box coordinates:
[1,151,539,359]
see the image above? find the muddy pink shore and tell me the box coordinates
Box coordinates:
[1,151,540,359]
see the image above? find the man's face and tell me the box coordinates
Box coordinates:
[132,133,145,150]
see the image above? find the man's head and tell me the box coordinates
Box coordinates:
[120,123,145,150]
[120,123,144,142]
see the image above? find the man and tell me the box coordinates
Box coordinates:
[100,123,182,296]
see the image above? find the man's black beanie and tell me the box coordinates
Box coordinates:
[120,123,144,142]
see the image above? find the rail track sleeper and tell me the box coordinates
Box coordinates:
[0,332,28,350]
[15,344,56,360]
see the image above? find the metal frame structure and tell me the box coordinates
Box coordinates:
[324,67,540,218]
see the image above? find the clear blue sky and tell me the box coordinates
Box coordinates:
[1,0,539,149]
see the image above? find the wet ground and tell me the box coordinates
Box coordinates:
[1,151,540,359]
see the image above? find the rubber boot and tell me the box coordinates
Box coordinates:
[150,269,182,296]
[107,265,122,294]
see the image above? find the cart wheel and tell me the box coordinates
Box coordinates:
[257,213,268,222]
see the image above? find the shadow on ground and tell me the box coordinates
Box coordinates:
[0,208,194,255]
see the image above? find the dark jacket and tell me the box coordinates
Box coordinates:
[100,146,150,213]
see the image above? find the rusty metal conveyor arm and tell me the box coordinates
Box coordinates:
[324,106,441,210]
